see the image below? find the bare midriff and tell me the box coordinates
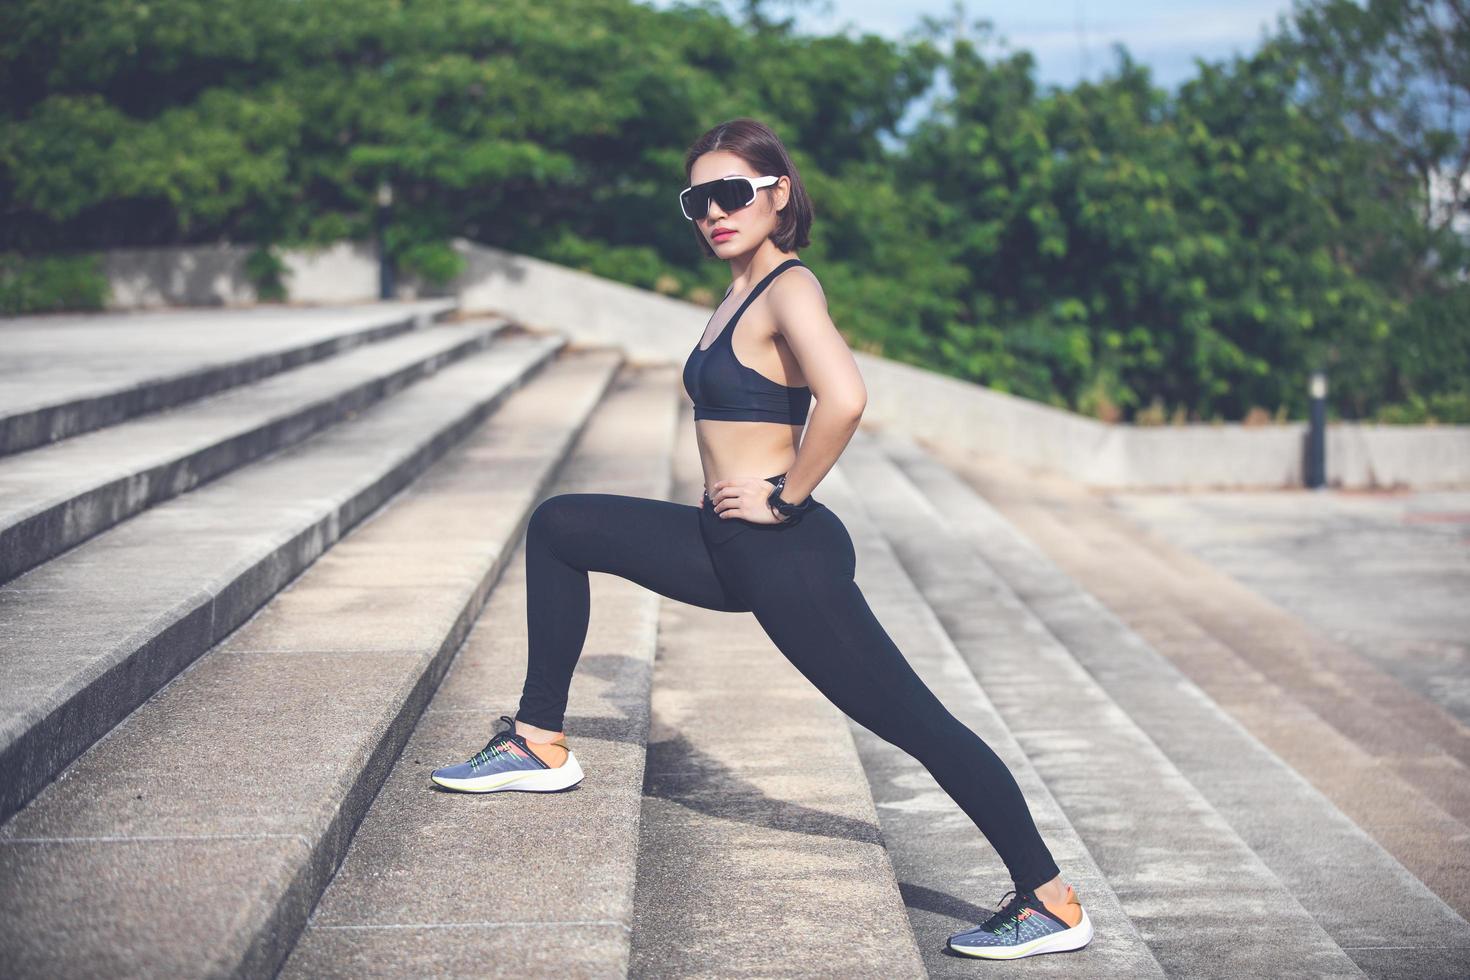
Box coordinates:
[696,419,803,497]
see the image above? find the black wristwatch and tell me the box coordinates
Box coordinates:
[767,475,813,524]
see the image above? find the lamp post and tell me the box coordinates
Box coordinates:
[376,180,395,300]
[1306,369,1327,489]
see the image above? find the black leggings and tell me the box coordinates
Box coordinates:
[516,474,1061,893]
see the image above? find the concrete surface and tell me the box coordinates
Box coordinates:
[279,363,678,979]
[0,349,621,978]
[103,240,395,307]
[992,473,1470,922]
[0,318,509,582]
[0,299,455,454]
[879,430,1470,978]
[1106,487,1470,729]
[0,336,564,825]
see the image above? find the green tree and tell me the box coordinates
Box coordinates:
[0,0,1463,420]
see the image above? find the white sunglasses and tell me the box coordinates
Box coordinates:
[679,174,781,220]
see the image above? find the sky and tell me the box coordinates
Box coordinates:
[644,0,1301,91]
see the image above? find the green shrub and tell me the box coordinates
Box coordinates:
[0,251,109,315]
[243,245,289,303]
[397,240,465,288]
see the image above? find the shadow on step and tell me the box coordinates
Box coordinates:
[642,733,885,847]
[898,880,998,932]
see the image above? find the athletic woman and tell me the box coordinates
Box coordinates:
[429,117,1094,961]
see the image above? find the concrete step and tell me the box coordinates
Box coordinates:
[277,362,678,978]
[0,347,624,979]
[809,458,1164,979]
[0,333,565,825]
[865,429,1470,979]
[953,456,1470,918]
[0,316,513,583]
[0,299,456,456]
[1101,489,1470,736]
[628,412,928,978]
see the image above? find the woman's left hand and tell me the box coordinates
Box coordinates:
[708,477,786,525]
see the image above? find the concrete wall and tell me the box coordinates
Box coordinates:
[97,238,1470,489]
[1328,424,1470,488]
[444,238,711,365]
[102,241,409,307]
[104,243,259,308]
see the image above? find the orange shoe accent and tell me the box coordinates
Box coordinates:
[1042,884,1084,928]
[526,735,569,768]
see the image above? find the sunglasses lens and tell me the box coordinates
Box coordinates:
[680,187,702,219]
[713,179,755,212]
[681,178,756,219]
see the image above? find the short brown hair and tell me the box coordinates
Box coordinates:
[682,118,814,258]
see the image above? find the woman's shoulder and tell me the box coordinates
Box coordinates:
[764,260,830,337]
[772,260,826,304]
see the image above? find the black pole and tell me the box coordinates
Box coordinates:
[1306,369,1326,489]
[376,180,395,300]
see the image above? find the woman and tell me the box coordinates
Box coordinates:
[429,118,1093,961]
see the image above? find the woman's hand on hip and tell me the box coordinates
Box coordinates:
[708,477,784,524]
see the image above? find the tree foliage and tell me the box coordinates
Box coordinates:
[0,0,1464,421]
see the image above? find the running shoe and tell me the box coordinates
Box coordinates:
[429,715,584,793]
[946,884,1093,959]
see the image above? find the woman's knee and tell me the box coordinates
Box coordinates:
[528,492,669,567]
[529,492,565,529]
[528,492,591,555]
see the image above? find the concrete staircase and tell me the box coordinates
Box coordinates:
[2,303,1467,978]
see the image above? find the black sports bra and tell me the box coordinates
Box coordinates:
[682,258,813,425]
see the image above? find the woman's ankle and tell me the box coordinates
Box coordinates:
[1030,875,1071,905]
[515,718,564,743]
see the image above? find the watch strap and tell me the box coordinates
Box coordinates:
[767,475,813,521]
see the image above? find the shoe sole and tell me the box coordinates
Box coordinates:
[429,752,585,793]
[948,905,1094,960]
